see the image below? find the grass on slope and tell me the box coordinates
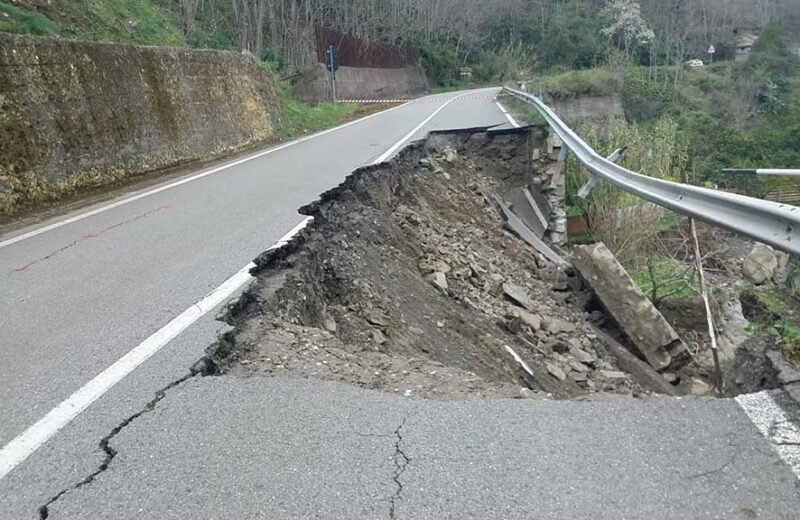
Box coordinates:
[0,2,60,36]
[0,0,184,45]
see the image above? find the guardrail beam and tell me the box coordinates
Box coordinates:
[503,86,800,256]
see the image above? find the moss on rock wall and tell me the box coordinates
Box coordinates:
[0,33,282,214]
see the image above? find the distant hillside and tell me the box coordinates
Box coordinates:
[2,0,799,85]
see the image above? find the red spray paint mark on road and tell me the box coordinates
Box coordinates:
[12,267,27,272]
[80,234,100,240]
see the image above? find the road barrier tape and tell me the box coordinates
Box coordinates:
[338,93,498,104]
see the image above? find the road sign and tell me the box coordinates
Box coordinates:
[708,45,716,54]
[325,45,339,73]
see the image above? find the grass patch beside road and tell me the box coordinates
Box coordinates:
[279,97,366,140]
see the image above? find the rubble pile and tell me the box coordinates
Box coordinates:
[216,130,661,399]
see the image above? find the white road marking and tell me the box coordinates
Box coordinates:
[735,391,800,479]
[0,217,311,481]
[495,100,520,128]
[0,92,467,480]
[0,100,414,251]
[373,92,469,164]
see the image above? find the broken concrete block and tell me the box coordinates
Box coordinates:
[503,284,535,311]
[322,314,337,333]
[569,346,596,366]
[546,362,567,381]
[542,317,576,335]
[599,370,627,380]
[429,272,449,293]
[572,243,688,371]
[690,378,712,396]
[742,243,778,285]
[519,311,542,331]
[372,330,387,345]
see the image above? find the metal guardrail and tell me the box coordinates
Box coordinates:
[503,86,800,256]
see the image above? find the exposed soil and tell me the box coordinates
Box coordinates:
[210,128,653,400]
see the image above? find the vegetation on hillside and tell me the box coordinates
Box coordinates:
[3,1,799,86]
[0,0,183,44]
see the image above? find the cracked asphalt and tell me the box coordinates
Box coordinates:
[0,90,508,519]
[44,378,800,519]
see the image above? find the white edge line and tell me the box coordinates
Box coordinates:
[0,90,472,480]
[735,391,800,480]
[372,92,468,164]
[0,101,413,251]
[0,216,313,481]
[495,100,520,128]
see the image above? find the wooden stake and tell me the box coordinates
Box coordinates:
[682,171,723,392]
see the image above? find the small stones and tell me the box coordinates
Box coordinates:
[442,146,458,163]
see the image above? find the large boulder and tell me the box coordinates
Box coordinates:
[742,244,778,285]
[572,243,690,371]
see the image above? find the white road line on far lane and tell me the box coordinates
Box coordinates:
[372,91,469,164]
[0,100,414,251]
[0,92,465,480]
[735,391,800,479]
[495,100,520,128]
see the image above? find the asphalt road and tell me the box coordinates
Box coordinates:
[0,88,508,519]
[2,87,799,519]
[45,378,800,519]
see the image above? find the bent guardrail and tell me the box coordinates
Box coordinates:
[503,86,800,256]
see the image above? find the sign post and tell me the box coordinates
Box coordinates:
[708,45,715,64]
[325,45,339,103]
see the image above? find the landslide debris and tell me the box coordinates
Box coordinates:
[213,129,652,399]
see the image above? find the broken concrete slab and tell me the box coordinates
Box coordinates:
[591,327,679,396]
[493,195,567,267]
[599,370,628,381]
[503,284,535,311]
[429,272,449,293]
[572,243,689,371]
[519,310,542,331]
[542,317,576,335]
[546,362,567,381]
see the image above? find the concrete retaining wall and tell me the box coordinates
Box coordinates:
[0,33,282,214]
[550,95,623,126]
[293,64,428,102]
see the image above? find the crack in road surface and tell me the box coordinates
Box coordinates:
[12,205,170,273]
[37,372,196,519]
[389,418,409,519]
